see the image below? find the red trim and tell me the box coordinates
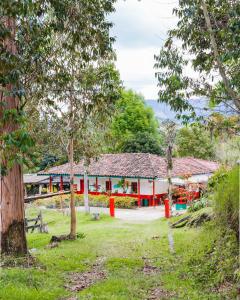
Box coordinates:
[76,190,167,206]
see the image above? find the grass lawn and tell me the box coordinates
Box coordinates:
[0,207,237,300]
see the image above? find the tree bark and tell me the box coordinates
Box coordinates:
[0,17,27,255]
[167,146,173,212]
[68,137,76,239]
[83,162,90,213]
[201,0,240,112]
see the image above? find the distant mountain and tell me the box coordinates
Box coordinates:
[145,100,177,121]
[145,99,231,122]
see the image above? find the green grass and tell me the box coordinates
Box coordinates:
[0,207,237,300]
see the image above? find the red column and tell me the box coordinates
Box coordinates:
[138,178,141,207]
[164,199,170,218]
[109,196,115,217]
[152,179,155,206]
[49,176,52,193]
[96,177,98,192]
[60,175,63,192]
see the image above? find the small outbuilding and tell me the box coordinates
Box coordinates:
[38,153,219,207]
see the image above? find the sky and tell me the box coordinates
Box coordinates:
[110,0,179,100]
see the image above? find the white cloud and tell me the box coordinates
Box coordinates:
[110,0,179,99]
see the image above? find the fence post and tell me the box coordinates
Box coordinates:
[109,197,115,217]
[164,199,170,218]
[39,211,43,233]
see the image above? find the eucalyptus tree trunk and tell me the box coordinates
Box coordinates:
[83,162,90,213]
[68,137,76,239]
[0,17,27,255]
[166,145,173,211]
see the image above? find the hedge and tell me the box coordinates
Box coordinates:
[35,193,138,209]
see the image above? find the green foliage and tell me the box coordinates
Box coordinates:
[122,132,164,155]
[109,90,163,153]
[188,197,208,212]
[154,0,240,118]
[213,166,239,237]
[215,136,240,167]
[0,0,119,173]
[176,125,214,159]
[35,194,137,209]
[208,166,228,190]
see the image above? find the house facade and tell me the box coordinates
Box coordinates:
[38,153,219,206]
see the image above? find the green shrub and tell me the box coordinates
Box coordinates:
[208,166,228,191]
[186,223,239,288]
[35,194,137,209]
[213,166,239,237]
[188,197,208,212]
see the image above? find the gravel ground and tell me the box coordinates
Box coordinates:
[75,205,186,222]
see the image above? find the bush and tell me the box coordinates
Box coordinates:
[35,194,137,209]
[213,166,239,238]
[188,197,208,212]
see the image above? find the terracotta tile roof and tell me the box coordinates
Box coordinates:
[38,153,219,179]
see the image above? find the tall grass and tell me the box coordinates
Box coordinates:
[213,165,239,238]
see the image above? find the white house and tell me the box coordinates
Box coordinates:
[39,153,219,206]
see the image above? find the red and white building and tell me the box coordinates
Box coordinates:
[39,153,219,206]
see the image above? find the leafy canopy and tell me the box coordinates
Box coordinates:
[176,125,214,159]
[154,0,240,120]
[0,0,118,173]
[109,90,163,154]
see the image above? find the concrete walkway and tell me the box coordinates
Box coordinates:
[76,206,185,222]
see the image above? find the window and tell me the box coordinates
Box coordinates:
[131,182,138,194]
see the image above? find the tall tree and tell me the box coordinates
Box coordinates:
[109,89,162,153]
[163,121,177,212]
[0,17,28,255]
[47,61,121,235]
[0,0,119,253]
[154,0,240,119]
[176,125,214,159]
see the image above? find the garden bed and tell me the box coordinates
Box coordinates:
[35,193,138,209]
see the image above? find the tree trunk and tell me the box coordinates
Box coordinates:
[0,17,27,255]
[167,146,173,212]
[83,163,90,213]
[69,138,76,239]
[201,0,240,112]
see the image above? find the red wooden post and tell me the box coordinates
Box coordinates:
[96,177,98,192]
[138,178,141,207]
[60,175,63,192]
[152,179,155,206]
[164,199,170,218]
[49,176,52,193]
[109,196,115,217]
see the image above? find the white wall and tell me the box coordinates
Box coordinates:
[188,174,212,183]
[155,180,168,194]
[74,176,82,191]
[74,176,171,195]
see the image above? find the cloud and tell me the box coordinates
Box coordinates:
[110,0,179,99]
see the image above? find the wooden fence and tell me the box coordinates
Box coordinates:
[25,211,48,233]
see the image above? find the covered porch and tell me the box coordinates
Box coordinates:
[74,176,168,207]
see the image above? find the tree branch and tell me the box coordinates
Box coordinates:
[201,0,240,112]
